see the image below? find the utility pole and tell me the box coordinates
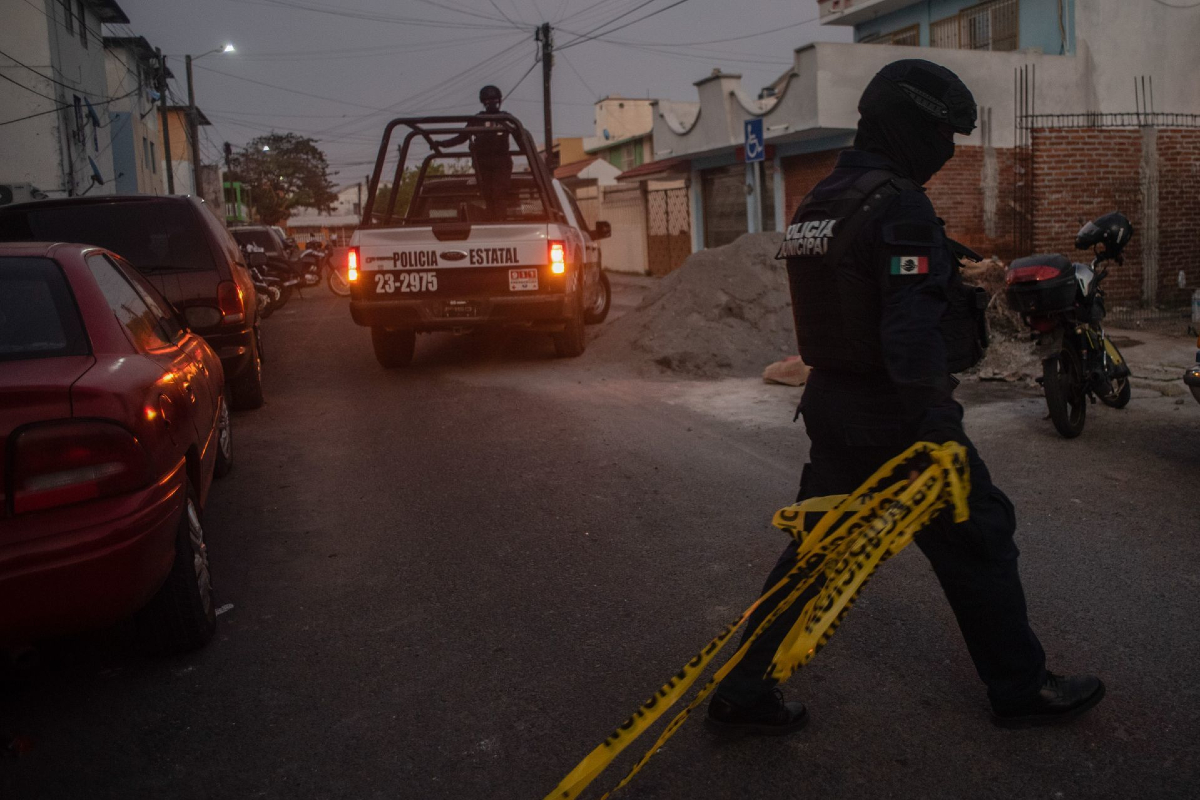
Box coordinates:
[538,22,555,170]
[185,54,203,197]
[157,48,174,194]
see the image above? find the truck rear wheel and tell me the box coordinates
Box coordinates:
[372,327,415,368]
[553,292,587,358]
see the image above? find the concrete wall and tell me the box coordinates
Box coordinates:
[0,1,64,192]
[1074,0,1200,118]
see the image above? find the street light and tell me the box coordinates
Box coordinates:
[184,44,235,198]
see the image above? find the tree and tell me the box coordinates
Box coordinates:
[226,133,338,225]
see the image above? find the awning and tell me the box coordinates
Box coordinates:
[616,156,689,183]
[554,156,601,180]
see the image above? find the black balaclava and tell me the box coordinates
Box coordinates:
[854,60,977,185]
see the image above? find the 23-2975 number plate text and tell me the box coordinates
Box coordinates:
[374,271,438,294]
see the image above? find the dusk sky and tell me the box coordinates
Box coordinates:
[112,0,850,185]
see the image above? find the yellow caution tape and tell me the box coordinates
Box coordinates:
[543,441,970,800]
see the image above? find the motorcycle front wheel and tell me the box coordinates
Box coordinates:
[1043,345,1087,438]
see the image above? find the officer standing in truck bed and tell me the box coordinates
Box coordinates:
[706,59,1105,734]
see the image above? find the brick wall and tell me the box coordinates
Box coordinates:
[781,146,1016,260]
[781,150,840,216]
[1031,127,1200,307]
[926,145,1016,261]
[1154,130,1200,306]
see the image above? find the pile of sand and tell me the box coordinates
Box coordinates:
[590,233,795,377]
[591,233,1040,381]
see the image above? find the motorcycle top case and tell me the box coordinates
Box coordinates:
[1005,253,1076,316]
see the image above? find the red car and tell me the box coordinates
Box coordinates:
[0,242,229,653]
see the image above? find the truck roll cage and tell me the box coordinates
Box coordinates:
[361,114,565,229]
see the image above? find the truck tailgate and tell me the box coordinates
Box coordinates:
[357,224,557,298]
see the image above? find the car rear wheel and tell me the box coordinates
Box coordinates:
[553,290,587,358]
[372,327,415,368]
[136,485,216,654]
[584,270,612,325]
[213,388,233,479]
[230,332,265,410]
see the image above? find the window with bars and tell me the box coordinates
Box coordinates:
[77,0,87,48]
[860,24,920,46]
[930,0,1018,52]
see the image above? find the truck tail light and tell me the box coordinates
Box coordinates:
[347,247,359,282]
[1006,265,1061,284]
[549,241,565,274]
[11,421,151,515]
[217,280,245,324]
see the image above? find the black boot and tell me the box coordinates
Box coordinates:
[706,688,809,736]
[991,672,1105,728]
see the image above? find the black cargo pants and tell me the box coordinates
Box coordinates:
[715,371,1047,712]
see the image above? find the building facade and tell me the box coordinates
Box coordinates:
[0,0,130,197]
[102,35,164,195]
[584,97,656,171]
[159,105,210,196]
[285,182,364,244]
[651,0,1200,304]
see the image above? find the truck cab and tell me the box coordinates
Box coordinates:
[348,114,611,368]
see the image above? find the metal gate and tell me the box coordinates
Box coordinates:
[597,183,649,274]
[646,187,690,276]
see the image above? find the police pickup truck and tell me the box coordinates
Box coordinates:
[348,114,612,368]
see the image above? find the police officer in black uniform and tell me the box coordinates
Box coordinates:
[707,59,1105,734]
[439,85,514,221]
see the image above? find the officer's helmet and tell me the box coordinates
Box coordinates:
[866,60,977,135]
[480,85,502,110]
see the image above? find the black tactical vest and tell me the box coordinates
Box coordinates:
[778,169,988,375]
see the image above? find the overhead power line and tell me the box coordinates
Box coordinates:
[559,0,692,49]
[193,63,394,111]
[242,0,516,30]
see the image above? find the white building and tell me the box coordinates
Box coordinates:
[650,0,1200,260]
[0,0,130,197]
[286,183,364,244]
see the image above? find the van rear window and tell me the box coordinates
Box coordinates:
[0,202,215,272]
[0,257,88,362]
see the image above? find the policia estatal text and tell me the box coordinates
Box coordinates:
[707,60,1105,734]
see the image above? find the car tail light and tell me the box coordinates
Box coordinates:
[217,280,245,324]
[549,241,565,274]
[11,421,151,515]
[347,247,359,282]
[1006,265,1061,284]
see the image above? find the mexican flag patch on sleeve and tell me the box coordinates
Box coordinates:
[890,255,929,276]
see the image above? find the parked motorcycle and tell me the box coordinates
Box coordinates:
[242,244,291,317]
[1006,212,1134,438]
[1185,337,1200,404]
[297,243,327,289]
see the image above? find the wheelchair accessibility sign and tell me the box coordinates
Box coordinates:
[744,118,765,163]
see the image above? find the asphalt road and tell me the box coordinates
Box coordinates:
[3,284,1200,800]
